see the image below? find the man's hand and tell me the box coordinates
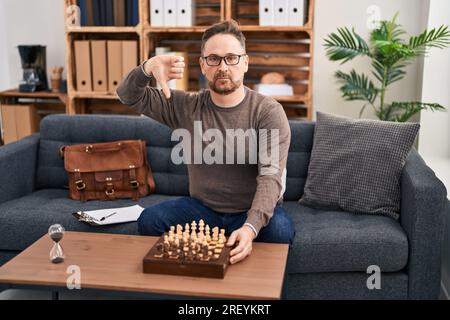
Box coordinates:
[227,225,256,264]
[144,55,185,99]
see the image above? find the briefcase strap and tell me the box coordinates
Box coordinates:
[74,170,86,202]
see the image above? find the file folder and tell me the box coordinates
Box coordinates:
[90,40,108,92]
[164,0,177,27]
[121,40,138,78]
[74,40,92,92]
[273,0,289,26]
[288,0,306,26]
[177,0,193,27]
[150,0,164,26]
[107,40,123,94]
[113,0,126,26]
[259,0,274,26]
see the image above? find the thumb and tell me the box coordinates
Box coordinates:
[227,231,238,247]
[159,80,171,99]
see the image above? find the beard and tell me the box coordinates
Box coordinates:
[208,70,242,95]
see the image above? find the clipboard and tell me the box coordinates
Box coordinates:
[72,204,145,226]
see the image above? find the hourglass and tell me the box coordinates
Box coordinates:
[48,224,65,263]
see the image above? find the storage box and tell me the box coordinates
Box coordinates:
[0,104,38,144]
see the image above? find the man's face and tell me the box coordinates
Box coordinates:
[199,34,249,95]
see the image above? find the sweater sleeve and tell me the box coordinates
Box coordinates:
[116,63,197,129]
[245,101,291,234]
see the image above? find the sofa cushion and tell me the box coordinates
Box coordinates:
[283,201,409,273]
[0,188,181,251]
[299,112,420,220]
[35,115,189,196]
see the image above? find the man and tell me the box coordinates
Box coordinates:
[117,20,295,264]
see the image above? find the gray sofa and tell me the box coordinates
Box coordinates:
[0,114,447,299]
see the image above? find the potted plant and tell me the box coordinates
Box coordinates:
[324,13,450,122]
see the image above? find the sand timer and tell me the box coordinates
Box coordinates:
[48,224,65,263]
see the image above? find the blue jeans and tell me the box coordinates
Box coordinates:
[137,197,296,245]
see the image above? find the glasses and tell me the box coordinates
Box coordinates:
[202,54,247,66]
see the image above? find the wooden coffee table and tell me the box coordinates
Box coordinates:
[0,232,289,299]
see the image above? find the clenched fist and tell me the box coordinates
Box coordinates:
[144,55,186,99]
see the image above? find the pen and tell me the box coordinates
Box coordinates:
[100,211,117,221]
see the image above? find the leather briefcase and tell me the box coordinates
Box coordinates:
[60,140,155,202]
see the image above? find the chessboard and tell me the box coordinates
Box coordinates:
[142,220,232,279]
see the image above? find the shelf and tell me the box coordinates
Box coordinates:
[145,26,208,33]
[0,89,68,104]
[272,95,308,103]
[71,92,119,100]
[145,25,312,34]
[66,26,139,34]
[240,26,312,32]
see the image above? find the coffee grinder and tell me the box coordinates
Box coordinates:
[18,45,49,92]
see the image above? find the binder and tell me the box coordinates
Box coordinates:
[259,0,274,26]
[105,0,114,25]
[113,0,126,26]
[150,0,164,26]
[164,0,177,27]
[177,0,193,27]
[288,0,306,26]
[90,40,108,92]
[93,0,102,25]
[107,40,123,94]
[74,40,92,92]
[85,0,95,26]
[121,40,138,78]
[79,0,87,26]
[273,0,289,26]
[126,0,134,25]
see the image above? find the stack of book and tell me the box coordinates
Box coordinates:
[78,0,139,26]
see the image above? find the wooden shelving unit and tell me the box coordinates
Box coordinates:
[64,0,314,119]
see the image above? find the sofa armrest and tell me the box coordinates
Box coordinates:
[400,149,448,299]
[0,134,40,205]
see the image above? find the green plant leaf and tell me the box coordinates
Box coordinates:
[370,13,405,44]
[387,102,446,122]
[324,27,371,63]
[335,70,379,104]
[409,25,450,55]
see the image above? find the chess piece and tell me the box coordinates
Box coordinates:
[154,242,164,258]
[205,225,211,242]
[220,228,226,241]
[163,238,170,258]
[48,224,65,264]
[201,242,210,261]
[191,220,197,233]
[177,224,183,236]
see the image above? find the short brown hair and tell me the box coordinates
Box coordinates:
[201,19,246,56]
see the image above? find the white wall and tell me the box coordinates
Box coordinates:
[418,0,450,301]
[313,0,428,120]
[0,0,66,91]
